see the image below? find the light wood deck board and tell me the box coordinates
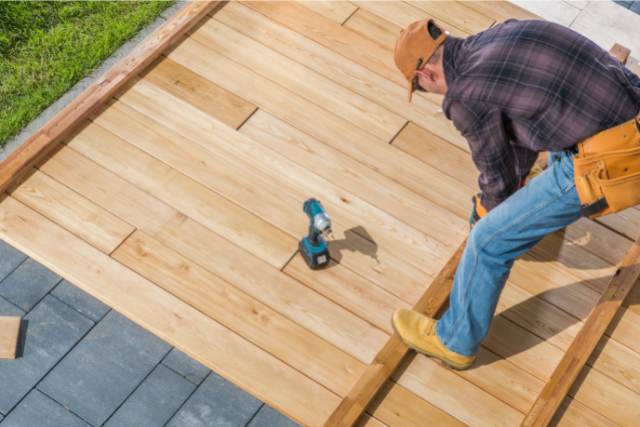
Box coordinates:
[2,2,640,426]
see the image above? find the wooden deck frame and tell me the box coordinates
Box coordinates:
[0,1,220,193]
[3,2,640,426]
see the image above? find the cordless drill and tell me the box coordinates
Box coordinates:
[299,198,334,270]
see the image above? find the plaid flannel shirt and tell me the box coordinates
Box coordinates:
[442,19,640,212]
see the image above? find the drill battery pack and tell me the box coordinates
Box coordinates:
[299,236,330,270]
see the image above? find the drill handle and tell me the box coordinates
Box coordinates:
[307,223,320,244]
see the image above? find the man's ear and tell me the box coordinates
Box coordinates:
[427,20,442,40]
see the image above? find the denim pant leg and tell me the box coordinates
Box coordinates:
[436,151,583,357]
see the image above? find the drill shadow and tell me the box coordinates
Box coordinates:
[468,277,614,371]
[327,225,380,266]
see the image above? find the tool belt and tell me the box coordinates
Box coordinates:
[573,112,640,219]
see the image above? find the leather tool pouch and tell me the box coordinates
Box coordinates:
[573,113,640,219]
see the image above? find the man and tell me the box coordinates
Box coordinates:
[391,18,640,370]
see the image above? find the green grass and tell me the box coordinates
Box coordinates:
[0,1,174,146]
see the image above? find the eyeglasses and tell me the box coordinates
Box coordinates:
[413,58,427,92]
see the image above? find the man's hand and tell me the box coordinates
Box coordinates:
[470,193,488,229]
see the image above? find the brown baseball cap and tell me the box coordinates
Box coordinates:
[394,19,449,102]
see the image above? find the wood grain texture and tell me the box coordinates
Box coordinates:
[115,76,458,275]
[343,8,402,51]
[459,1,544,23]
[9,170,134,254]
[405,1,495,34]
[322,240,464,427]
[213,3,466,149]
[548,397,620,427]
[350,1,471,39]
[367,381,466,427]
[114,230,365,396]
[140,56,257,129]
[188,17,406,143]
[65,120,297,270]
[0,1,220,195]
[0,195,340,427]
[523,236,640,427]
[39,146,388,365]
[0,317,21,359]
[167,36,474,220]
[296,1,358,24]
[610,43,631,65]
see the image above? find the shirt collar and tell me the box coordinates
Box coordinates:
[442,36,464,88]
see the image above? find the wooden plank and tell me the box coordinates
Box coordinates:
[343,8,402,51]
[563,218,633,266]
[239,111,469,271]
[495,282,582,353]
[405,1,495,34]
[0,1,220,195]
[39,146,388,365]
[610,43,631,65]
[139,56,257,129]
[113,230,365,396]
[396,354,525,427]
[213,2,468,150]
[239,1,449,108]
[459,1,544,23]
[285,253,409,334]
[523,235,640,427]
[392,122,477,190]
[296,1,358,24]
[367,381,466,427]
[509,254,600,321]
[95,97,433,306]
[482,315,564,382]
[0,195,340,427]
[606,306,640,355]
[597,207,640,241]
[167,36,475,219]
[64,120,298,270]
[189,17,406,143]
[568,366,640,427]
[353,415,386,427]
[322,241,464,427]
[9,169,134,254]
[588,335,640,396]
[0,317,21,359]
[115,77,459,275]
[351,1,471,39]
[548,397,620,427]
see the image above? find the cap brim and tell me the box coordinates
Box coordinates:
[407,79,414,103]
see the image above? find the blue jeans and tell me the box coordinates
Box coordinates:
[436,151,582,357]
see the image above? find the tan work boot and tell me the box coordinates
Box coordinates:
[391,308,476,370]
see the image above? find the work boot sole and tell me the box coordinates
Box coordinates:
[390,319,473,371]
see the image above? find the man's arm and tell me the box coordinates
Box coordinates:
[448,101,519,212]
[511,142,539,186]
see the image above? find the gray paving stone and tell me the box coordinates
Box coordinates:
[0,295,93,415]
[629,1,640,13]
[166,371,262,427]
[51,280,110,322]
[614,0,632,8]
[0,241,27,283]
[0,390,90,427]
[0,296,25,318]
[37,310,172,426]
[104,364,195,427]
[162,348,210,385]
[0,258,62,312]
[247,405,301,427]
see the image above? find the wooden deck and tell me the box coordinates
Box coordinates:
[2,2,640,426]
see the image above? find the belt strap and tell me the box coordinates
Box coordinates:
[580,197,609,217]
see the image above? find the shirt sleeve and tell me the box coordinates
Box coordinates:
[511,142,539,180]
[447,100,520,211]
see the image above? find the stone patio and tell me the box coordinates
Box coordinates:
[0,240,300,427]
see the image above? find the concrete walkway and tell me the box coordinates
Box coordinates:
[515,0,640,65]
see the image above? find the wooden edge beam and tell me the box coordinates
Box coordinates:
[323,239,467,427]
[0,316,21,359]
[522,234,640,427]
[0,0,221,194]
[534,44,630,174]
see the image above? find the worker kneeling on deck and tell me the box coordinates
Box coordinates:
[391,18,640,370]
